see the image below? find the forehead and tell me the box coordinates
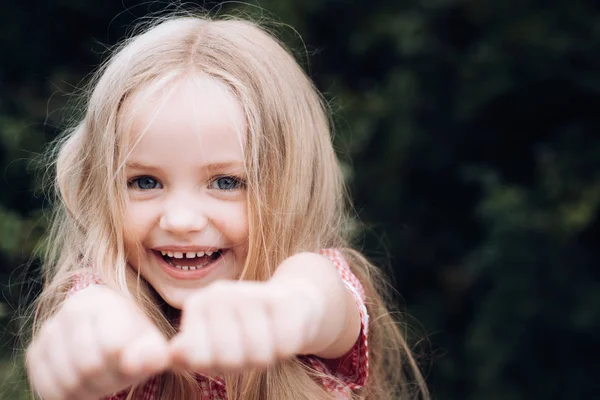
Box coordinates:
[119,74,246,158]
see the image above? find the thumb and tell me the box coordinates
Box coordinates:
[120,331,171,377]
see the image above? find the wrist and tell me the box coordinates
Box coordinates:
[269,253,346,354]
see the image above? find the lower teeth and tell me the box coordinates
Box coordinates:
[173,265,204,271]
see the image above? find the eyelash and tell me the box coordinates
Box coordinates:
[126,175,246,191]
[209,175,246,190]
[127,176,162,190]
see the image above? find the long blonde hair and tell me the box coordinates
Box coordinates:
[30,14,429,400]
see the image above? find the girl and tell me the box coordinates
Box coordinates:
[25,15,429,400]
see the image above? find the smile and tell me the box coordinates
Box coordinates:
[153,249,225,273]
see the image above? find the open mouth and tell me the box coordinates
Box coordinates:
[156,249,224,271]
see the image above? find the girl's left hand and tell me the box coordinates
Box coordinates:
[169,279,325,373]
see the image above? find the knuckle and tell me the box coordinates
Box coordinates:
[183,341,210,368]
[32,376,61,400]
[99,330,128,358]
[60,375,83,397]
[65,393,86,400]
[250,350,274,368]
[220,357,245,371]
[218,348,245,370]
[77,356,104,380]
[187,355,209,371]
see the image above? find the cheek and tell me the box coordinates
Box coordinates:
[219,201,249,244]
[123,202,156,249]
[233,203,249,241]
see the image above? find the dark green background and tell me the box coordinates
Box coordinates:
[1,1,599,398]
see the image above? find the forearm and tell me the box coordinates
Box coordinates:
[269,252,361,359]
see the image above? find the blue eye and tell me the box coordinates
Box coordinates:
[128,176,162,190]
[211,176,244,190]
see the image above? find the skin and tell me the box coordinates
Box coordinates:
[26,76,361,400]
[122,76,249,310]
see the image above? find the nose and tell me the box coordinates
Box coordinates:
[159,193,209,235]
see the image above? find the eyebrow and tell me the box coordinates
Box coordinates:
[125,162,158,170]
[125,161,245,171]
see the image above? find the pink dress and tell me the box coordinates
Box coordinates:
[68,249,369,399]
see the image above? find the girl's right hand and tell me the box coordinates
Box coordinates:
[26,285,171,400]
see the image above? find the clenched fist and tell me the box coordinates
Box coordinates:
[169,279,325,374]
[26,285,171,400]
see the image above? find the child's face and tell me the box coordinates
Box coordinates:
[122,76,248,309]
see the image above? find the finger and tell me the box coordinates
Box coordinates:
[69,314,117,396]
[27,318,71,400]
[30,366,63,400]
[93,309,151,394]
[238,303,275,368]
[96,307,137,358]
[45,317,94,399]
[170,316,212,372]
[120,329,171,377]
[27,336,63,400]
[208,306,245,371]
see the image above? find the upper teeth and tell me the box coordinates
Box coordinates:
[160,250,216,257]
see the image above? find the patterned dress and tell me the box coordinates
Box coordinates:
[68,249,369,399]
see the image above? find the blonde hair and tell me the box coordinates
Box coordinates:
[30,14,430,400]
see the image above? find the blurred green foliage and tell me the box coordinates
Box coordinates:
[1,0,599,399]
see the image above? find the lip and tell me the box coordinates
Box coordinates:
[153,249,226,280]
